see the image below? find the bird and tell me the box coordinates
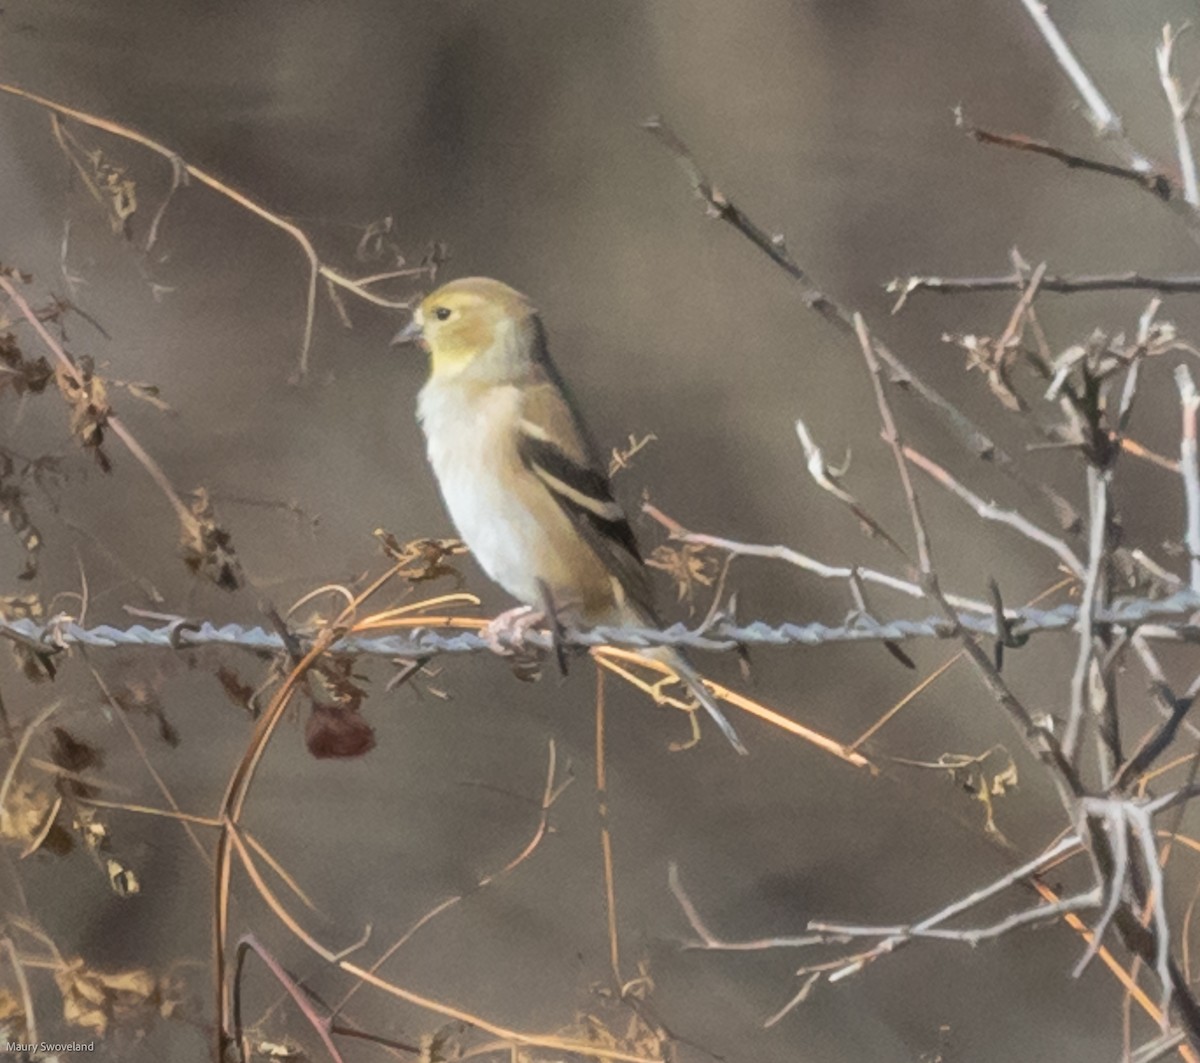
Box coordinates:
[392,276,746,754]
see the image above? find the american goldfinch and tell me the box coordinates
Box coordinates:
[392,277,746,754]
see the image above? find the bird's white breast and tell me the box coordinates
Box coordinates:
[417,379,548,607]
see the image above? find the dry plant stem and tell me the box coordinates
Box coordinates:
[1178,367,1200,592]
[1017,0,1152,165]
[672,836,1083,986]
[641,502,997,616]
[0,700,62,817]
[1031,880,1200,1063]
[902,446,1085,576]
[595,667,623,990]
[0,936,36,1046]
[233,934,346,1063]
[644,118,1080,531]
[1062,466,1114,773]
[1158,25,1200,209]
[592,646,873,769]
[957,119,1173,200]
[0,81,418,379]
[853,314,933,573]
[853,315,1084,808]
[847,578,1075,752]
[1015,0,1200,239]
[889,272,1200,304]
[0,274,194,525]
[212,561,407,1061]
[1118,639,1200,790]
[331,739,571,1017]
[1134,1030,1190,1063]
[82,653,212,867]
[223,822,662,1063]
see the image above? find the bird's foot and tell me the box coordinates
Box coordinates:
[483,606,546,655]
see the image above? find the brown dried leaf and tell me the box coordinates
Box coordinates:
[217,665,258,714]
[646,543,716,610]
[0,594,57,681]
[1,780,61,850]
[55,356,112,471]
[0,988,27,1043]
[304,703,375,759]
[0,451,44,580]
[55,960,159,1037]
[180,487,242,591]
[81,147,138,239]
[0,332,53,397]
[374,531,467,585]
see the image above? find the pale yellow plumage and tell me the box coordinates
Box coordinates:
[394,277,745,753]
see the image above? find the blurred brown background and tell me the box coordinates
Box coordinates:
[3,1,1200,1060]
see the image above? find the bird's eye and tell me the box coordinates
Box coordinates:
[434,306,452,321]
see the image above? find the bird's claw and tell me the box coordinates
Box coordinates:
[482,606,545,655]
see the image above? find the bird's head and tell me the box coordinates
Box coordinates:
[392,277,539,381]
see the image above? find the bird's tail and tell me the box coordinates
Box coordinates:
[645,644,748,756]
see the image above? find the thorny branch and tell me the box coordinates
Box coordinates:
[646,11,1200,1036]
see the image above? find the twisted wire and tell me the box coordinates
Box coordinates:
[3,590,1199,660]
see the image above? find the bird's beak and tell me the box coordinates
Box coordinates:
[390,318,424,347]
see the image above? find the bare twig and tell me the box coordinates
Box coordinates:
[642,501,995,615]
[1015,0,1200,238]
[595,668,623,990]
[956,114,1172,200]
[224,821,664,1063]
[889,271,1200,306]
[1158,25,1200,209]
[1177,366,1200,592]
[0,81,428,380]
[644,116,1082,531]
[902,446,1085,577]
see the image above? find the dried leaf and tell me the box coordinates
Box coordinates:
[0,988,27,1042]
[217,666,258,715]
[0,331,54,397]
[180,487,242,590]
[55,960,159,1037]
[0,451,44,580]
[374,531,467,585]
[55,356,112,470]
[256,1041,304,1060]
[305,703,375,760]
[608,432,657,476]
[1,780,60,849]
[646,543,716,610]
[0,594,57,680]
[106,858,140,897]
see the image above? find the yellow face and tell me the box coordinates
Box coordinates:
[405,277,533,377]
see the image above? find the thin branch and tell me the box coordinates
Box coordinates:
[642,501,995,615]
[1158,25,1200,209]
[0,81,426,380]
[331,739,571,1017]
[1015,0,1200,238]
[1178,366,1200,592]
[233,934,346,1063]
[889,271,1200,306]
[956,114,1171,200]
[595,668,623,990]
[1062,466,1113,769]
[644,116,1082,531]
[902,446,1085,577]
[224,821,664,1063]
